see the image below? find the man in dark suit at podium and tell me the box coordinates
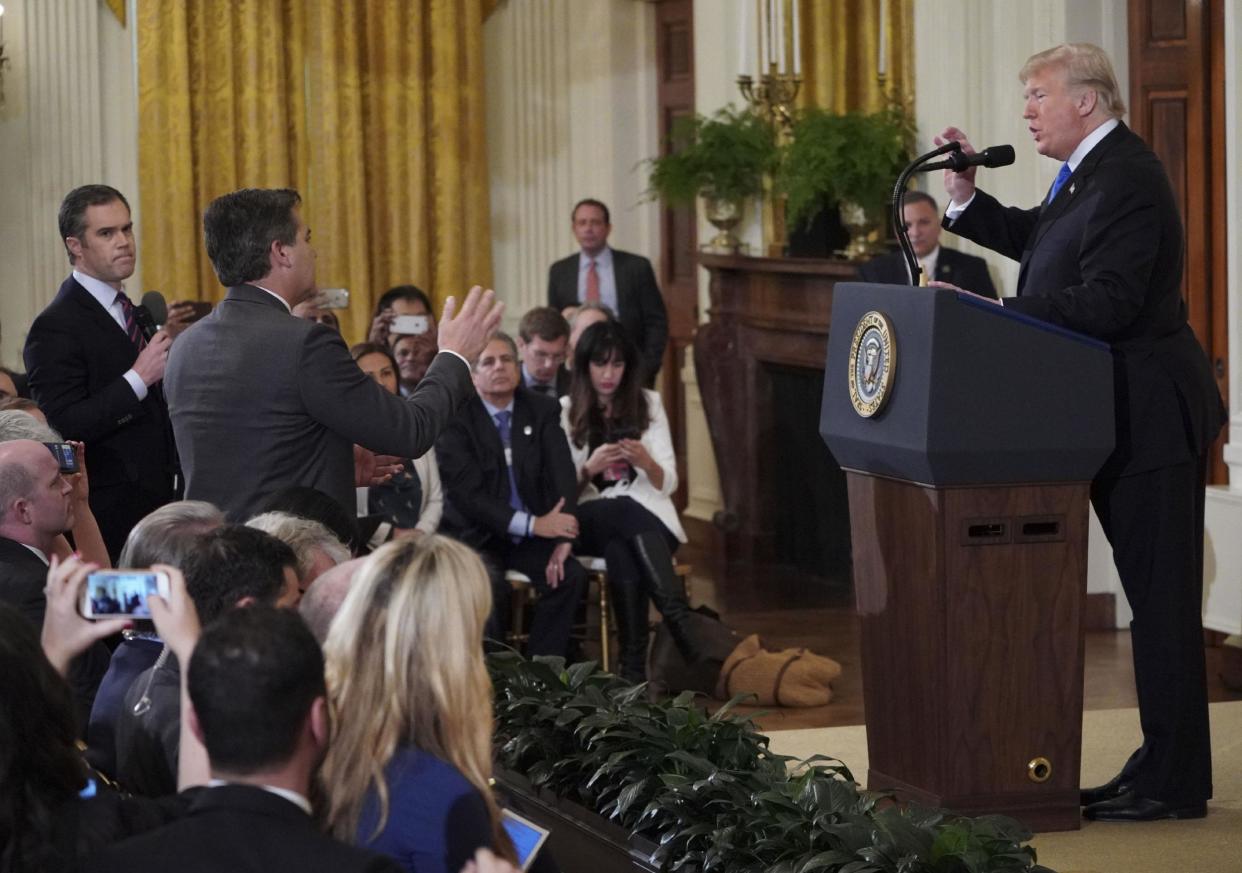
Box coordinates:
[858,191,997,299]
[937,43,1224,822]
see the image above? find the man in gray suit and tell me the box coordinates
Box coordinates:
[165,188,502,520]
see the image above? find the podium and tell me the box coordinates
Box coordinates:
[819,284,1115,832]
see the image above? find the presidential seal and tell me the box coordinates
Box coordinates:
[847,311,896,417]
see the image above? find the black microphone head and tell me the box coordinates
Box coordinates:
[982,145,1016,168]
[132,305,158,341]
[141,290,168,326]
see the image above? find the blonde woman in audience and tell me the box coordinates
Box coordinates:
[319,536,516,873]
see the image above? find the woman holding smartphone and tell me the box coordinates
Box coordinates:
[318,536,516,873]
[560,321,698,682]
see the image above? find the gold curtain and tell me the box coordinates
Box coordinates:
[137,0,493,342]
[104,0,127,26]
[797,0,914,114]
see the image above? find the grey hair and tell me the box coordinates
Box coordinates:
[0,410,61,443]
[246,511,350,580]
[118,500,226,568]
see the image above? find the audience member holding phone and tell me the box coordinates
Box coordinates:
[560,322,698,682]
[0,556,203,872]
[350,342,443,539]
[319,536,522,873]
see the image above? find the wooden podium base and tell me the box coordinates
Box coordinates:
[847,474,1091,833]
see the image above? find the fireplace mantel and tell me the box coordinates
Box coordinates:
[693,253,860,564]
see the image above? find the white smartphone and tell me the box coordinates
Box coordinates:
[317,287,351,309]
[81,570,171,620]
[391,314,430,336]
[501,808,550,871]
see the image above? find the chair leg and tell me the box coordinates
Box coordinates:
[596,571,611,673]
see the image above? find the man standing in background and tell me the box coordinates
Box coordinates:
[547,199,668,382]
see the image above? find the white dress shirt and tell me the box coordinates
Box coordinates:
[72,269,148,401]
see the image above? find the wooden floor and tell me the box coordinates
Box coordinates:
[677,539,1242,733]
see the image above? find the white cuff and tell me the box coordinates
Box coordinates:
[123,369,149,401]
[944,192,977,220]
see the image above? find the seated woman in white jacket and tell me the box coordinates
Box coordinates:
[559,321,697,681]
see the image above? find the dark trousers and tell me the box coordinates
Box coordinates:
[90,480,176,563]
[481,537,587,659]
[1090,455,1212,804]
[576,497,678,581]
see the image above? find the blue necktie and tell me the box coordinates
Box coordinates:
[493,411,523,513]
[1046,163,1072,204]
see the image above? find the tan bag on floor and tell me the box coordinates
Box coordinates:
[715,634,842,707]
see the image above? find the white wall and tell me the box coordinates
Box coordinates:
[484,0,659,333]
[0,0,140,369]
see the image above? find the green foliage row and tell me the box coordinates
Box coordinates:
[645,104,912,230]
[489,653,1055,873]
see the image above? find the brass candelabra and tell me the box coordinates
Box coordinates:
[737,65,800,257]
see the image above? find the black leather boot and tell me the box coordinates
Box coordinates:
[608,575,650,683]
[630,532,699,663]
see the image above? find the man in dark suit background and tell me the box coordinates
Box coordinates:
[858,190,998,298]
[437,333,586,658]
[0,439,108,719]
[165,188,502,521]
[547,199,668,381]
[938,43,1224,822]
[23,185,190,559]
[90,606,402,873]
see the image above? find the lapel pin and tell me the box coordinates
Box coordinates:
[1069,183,1076,196]
[523,425,532,436]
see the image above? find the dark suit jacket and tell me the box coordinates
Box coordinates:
[436,388,578,554]
[88,784,401,873]
[23,276,177,550]
[947,122,1224,477]
[164,285,473,520]
[548,248,669,379]
[858,246,999,299]
[522,366,571,400]
[0,536,108,723]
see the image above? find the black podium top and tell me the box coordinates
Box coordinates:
[820,283,1115,486]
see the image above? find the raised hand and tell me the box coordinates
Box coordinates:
[934,126,979,206]
[437,286,505,365]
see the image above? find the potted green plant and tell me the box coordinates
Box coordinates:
[489,652,1056,873]
[777,106,912,259]
[645,106,778,252]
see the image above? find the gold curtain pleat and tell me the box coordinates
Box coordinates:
[137,0,492,341]
[797,0,914,114]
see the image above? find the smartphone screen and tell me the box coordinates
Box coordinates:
[43,442,79,474]
[501,809,549,871]
[82,571,170,619]
[317,288,351,309]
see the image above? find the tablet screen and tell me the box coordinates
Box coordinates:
[501,808,550,871]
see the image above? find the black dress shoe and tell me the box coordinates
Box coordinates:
[1083,790,1207,822]
[1080,772,1133,806]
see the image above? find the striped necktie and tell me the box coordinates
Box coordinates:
[115,291,147,351]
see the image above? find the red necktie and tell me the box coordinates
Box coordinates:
[115,291,147,351]
[585,259,600,304]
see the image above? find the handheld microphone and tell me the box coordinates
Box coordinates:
[918,144,1016,173]
[133,306,159,342]
[140,291,169,326]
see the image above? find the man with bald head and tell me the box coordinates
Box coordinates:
[938,43,1223,822]
[0,439,107,715]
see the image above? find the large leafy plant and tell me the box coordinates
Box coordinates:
[490,653,1054,873]
[777,106,912,227]
[645,106,779,206]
